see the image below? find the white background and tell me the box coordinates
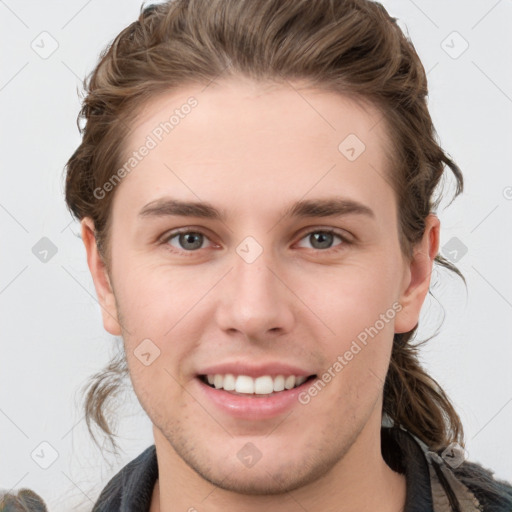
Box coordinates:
[1,1,511,510]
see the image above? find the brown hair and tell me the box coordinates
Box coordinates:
[65,0,466,456]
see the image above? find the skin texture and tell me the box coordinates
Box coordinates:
[82,77,440,511]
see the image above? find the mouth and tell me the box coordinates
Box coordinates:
[198,373,317,397]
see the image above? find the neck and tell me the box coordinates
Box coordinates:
[151,420,406,512]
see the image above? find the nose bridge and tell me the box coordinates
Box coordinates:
[234,246,275,301]
[216,240,293,336]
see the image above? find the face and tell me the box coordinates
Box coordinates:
[83,77,437,495]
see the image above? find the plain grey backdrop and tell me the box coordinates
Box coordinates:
[1,0,511,510]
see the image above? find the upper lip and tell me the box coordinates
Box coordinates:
[197,361,315,378]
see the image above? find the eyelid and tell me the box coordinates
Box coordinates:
[159,225,353,255]
[294,225,354,244]
[159,226,219,253]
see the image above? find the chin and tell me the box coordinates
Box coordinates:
[189,457,331,496]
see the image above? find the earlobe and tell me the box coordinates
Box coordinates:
[394,214,440,334]
[81,218,122,336]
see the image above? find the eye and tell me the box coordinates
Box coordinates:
[295,229,350,251]
[160,227,351,255]
[163,229,214,253]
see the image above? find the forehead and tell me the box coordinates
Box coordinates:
[113,77,395,222]
[127,77,389,156]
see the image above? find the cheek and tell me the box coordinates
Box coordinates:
[114,249,402,351]
[302,255,400,391]
[112,255,202,336]
[301,257,401,336]
[122,327,192,420]
[110,265,200,397]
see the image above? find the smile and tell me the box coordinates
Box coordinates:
[195,371,318,420]
[200,373,316,396]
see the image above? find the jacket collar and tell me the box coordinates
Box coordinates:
[387,426,482,512]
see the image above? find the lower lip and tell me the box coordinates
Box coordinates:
[195,377,314,420]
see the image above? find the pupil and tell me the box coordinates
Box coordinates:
[181,233,202,250]
[313,232,332,249]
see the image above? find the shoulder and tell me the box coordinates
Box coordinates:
[452,459,512,512]
[384,426,512,512]
[92,445,158,512]
[417,437,512,511]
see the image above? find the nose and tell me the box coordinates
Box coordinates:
[214,247,295,341]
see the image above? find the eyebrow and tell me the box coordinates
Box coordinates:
[138,197,375,222]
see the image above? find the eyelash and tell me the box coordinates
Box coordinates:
[159,227,352,256]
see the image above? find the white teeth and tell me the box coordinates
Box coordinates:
[213,374,223,389]
[203,373,310,395]
[223,373,236,391]
[254,376,274,394]
[284,375,296,390]
[295,376,307,386]
[273,375,285,392]
[235,375,254,394]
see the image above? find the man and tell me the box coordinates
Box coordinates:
[63,1,512,510]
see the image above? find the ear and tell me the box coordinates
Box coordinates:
[394,214,440,334]
[81,217,122,336]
